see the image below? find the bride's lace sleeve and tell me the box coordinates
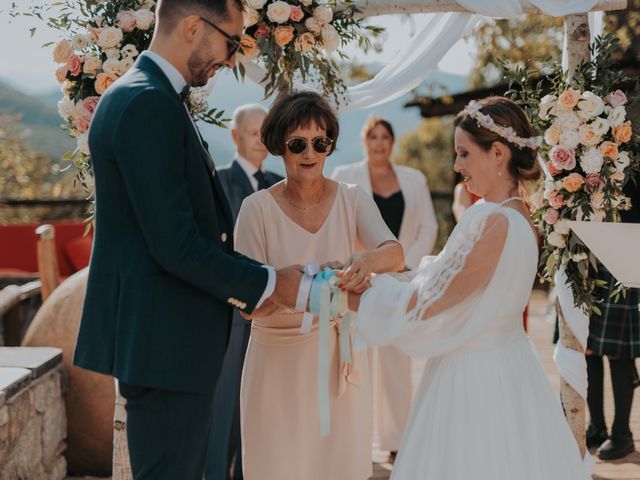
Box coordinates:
[407,209,508,322]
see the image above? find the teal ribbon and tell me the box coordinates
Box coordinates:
[308,268,353,437]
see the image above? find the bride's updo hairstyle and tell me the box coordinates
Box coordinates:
[454,96,541,183]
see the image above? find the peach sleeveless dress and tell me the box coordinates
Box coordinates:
[235,182,395,480]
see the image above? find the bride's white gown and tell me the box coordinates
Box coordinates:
[356,201,590,479]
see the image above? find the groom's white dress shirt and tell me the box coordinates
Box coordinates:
[142,50,276,309]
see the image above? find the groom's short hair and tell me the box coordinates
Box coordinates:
[157,0,243,31]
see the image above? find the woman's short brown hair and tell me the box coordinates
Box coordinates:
[362,116,394,141]
[454,96,541,182]
[261,91,339,156]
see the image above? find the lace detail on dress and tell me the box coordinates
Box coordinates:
[407,203,495,322]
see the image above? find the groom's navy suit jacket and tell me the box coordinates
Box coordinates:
[73,55,268,394]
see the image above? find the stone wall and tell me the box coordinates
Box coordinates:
[0,347,67,480]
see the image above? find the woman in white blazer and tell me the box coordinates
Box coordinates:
[331,117,438,459]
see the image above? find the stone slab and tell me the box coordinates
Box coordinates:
[0,367,31,402]
[0,347,62,380]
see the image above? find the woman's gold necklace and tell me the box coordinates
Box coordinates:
[282,180,327,211]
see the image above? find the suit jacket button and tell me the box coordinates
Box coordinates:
[221,232,228,242]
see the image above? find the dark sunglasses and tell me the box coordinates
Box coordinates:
[286,136,334,154]
[199,16,242,61]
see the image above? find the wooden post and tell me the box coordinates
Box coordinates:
[35,225,60,301]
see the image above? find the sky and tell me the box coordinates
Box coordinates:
[0,6,477,94]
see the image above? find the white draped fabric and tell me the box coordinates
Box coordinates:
[241,0,603,114]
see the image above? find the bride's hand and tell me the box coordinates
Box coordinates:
[336,253,372,294]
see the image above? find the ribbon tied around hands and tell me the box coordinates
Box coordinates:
[296,261,354,436]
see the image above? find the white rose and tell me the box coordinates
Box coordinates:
[615,151,631,171]
[102,58,123,76]
[539,94,557,121]
[244,8,260,28]
[120,57,135,72]
[97,27,124,49]
[305,17,323,35]
[134,9,155,30]
[300,0,313,5]
[556,111,581,132]
[93,15,106,27]
[77,133,90,155]
[591,117,610,137]
[313,5,333,24]
[559,131,580,149]
[57,97,75,120]
[555,219,571,235]
[139,0,156,9]
[104,47,120,59]
[246,0,268,8]
[267,1,292,24]
[607,105,626,127]
[571,252,588,262]
[577,91,605,119]
[547,231,566,248]
[83,55,103,76]
[321,24,340,52]
[53,39,74,64]
[71,34,90,51]
[580,147,604,174]
[610,169,626,183]
[121,44,139,58]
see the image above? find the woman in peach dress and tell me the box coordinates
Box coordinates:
[235,92,405,480]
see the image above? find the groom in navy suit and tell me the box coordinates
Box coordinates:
[73,1,301,478]
[206,104,282,480]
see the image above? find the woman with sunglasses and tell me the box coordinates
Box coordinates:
[234,91,404,480]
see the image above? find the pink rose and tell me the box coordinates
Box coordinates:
[547,191,564,210]
[542,208,559,225]
[289,5,304,22]
[550,145,576,171]
[546,160,561,177]
[82,96,100,116]
[117,10,137,33]
[66,54,84,76]
[584,173,605,194]
[607,90,627,108]
[74,116,90,133]
[254,25,270,39]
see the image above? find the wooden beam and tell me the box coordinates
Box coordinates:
[353,0,627,18]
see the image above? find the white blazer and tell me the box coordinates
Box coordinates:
[331,160,438,269]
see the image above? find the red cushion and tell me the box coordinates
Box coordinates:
[63,235,93,271]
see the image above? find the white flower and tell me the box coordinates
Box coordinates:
[577,91,605,119]
[571,252,588,262]
[93,15,106,27]
[300,0,313,5]
[71,34,90,51]
[580,147,604,174]
[97,27,123,49]
[188,87,209,115]
[610,169,626,183]
[244,8,260,28]
[539,94,557,121]
[591,191,605,209]
[267,1,292,24]
[554,219,571,235]
[555,111,581,132]
[246,0,268,8]
[57,97,75,120]
[548,231,566,248]
[119,57,135,73]
[607,105,626,127]
[559,131,580,149]
[77,133,90,155]
[321,24,340,52]
[53,39,74,64]
[83,55,102,76]
[615,151,631,171]
[102,58,122,76]
[313,5,333,24]
[591,117,610,137]
[134,9,155,30]
[138,0,156,9]
[305,17,323,35]
[121,44,139,58]
[104,47,121,59]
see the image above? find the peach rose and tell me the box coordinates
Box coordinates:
[598,140,619,159]
[547,191,565,209]
[578,123,601,147]
[544,124,560,145]
[83,55,102,76]
[117,10,137,33]
[95,72,117,95]
[562,173,585,193]
[613,121,632,144]
[267,1,292,24]
[90,27,102,43]
[305,17,322,35]
[289,6,304,22]
[55,65,69,83]
[134,9,155,31]
[546,160,562,177]
[67,54,84,76]
[550,145,576,171]
[97,27,124,49]
[274,25,295,47]
[557,88,581,111]
[239,34,259,61]
[294,32,315,53]
[53,39,74,64]
[313,5,333,24]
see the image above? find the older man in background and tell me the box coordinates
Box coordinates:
[205,104,282,480]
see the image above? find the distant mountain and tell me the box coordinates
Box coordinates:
[0,79,73,159]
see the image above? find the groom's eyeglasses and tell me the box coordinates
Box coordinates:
[199,17,242,61]
[286,136,334,154]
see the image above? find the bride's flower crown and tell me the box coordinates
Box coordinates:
[463,101,541,150]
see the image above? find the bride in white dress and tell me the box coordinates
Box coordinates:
[350,97,590,479]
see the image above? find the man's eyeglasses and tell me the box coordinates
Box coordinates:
[199,17,242,61]
[286,136,334,154]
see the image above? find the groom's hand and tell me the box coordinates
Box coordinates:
[264,265,304,311]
